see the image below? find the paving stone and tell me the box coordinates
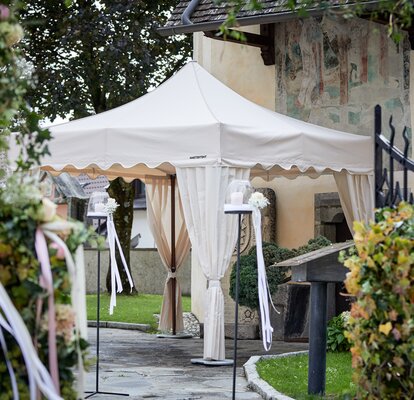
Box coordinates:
[85,327,308,399]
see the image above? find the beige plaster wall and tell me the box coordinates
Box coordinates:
[253,175,337,249]
[193,28,275,111]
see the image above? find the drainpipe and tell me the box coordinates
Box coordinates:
[181,0,201,25]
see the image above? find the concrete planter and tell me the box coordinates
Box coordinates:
[243,351,309,400]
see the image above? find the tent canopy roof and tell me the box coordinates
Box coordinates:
[28,61,373,180]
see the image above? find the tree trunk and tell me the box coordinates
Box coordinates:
[106,177,137,294]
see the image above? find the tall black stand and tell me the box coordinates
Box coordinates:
[224,209,251,400]
[308,282,328,395]
[85,217,129,398]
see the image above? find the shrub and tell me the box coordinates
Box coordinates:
[327,311,351,352]
[229,237,332,310]
[229,243,290,309]
[343,203,414,399]
[295,235,333,256]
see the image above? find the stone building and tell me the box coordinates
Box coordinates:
[161,1,414,337]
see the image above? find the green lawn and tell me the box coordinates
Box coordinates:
[256,352,355,400]
[86,293,191,331]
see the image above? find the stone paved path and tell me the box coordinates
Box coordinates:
[85,328,308,399]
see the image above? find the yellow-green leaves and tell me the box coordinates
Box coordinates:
[379,322,392,336]
[344,202,414,399]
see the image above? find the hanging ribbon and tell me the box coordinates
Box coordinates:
[0,324,18,400]
[35,228,60,394]
[0,283,62,400]
[251,208,278,351]
[42,222,88,397]
[106,211,134,315]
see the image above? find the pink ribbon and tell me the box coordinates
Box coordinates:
[35,228,60,394]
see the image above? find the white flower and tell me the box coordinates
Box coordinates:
[248,192,269,209]
[342,311,351,324]
[40,198,57,222]
[104,198,119,215]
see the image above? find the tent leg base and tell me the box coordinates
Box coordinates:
[191,358,233,366]
[157,333,193,339]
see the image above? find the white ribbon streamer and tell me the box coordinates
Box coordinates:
[252,208,274,351]
[107,214,134,315]
[0,283,62,400]
[0,324,18,399]
[42,223,88,398]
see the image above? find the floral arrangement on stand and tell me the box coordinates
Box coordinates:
[248,191,270,209]
[246,190,275,351]
[0,174,98,399]
[104,197,134,315]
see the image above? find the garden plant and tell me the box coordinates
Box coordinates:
[0,175,96,398]
[229,236,332,310]
[343,203,414,399]
[327,311,351,353]
[0,3,96,397]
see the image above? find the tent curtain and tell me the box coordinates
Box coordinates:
[333,171,375,232]
[145,176,191,332]
[176,166,250,360]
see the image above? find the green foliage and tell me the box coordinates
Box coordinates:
[216,0,413,44]
[0,174,95,398]
[343,203,414,399]
[229,236,331,310]
[229,242,294,309]
[257,352,355,400]
[0,2,51,176]
[17,0,191,121]
[327,311,351,353]
[296,235,332,256]
[0,3,24,138]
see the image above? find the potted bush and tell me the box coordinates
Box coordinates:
[229,237,332,334]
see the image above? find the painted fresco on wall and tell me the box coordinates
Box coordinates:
[275,16,411,140]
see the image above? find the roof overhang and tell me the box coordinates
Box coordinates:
[158,0,381,36]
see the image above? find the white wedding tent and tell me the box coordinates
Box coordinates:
[10,61,374,361]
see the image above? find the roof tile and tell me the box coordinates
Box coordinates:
[164,0,371,28]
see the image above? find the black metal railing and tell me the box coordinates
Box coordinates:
[375,104,414,208]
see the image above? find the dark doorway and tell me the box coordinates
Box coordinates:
[335,217,352,243]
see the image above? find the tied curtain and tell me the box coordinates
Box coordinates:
[176,166,250,360]
[333,172,375,231]
[145,176,191,333]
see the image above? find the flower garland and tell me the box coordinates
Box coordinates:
[0,174,96,399]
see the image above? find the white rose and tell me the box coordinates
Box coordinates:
[250,192,264,201]
[248,191,269,209]
[41,198,57,222]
